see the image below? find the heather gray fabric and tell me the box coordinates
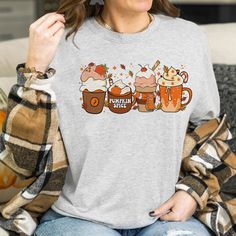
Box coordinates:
[48,14,220,229]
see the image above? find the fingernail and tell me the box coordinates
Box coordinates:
[149,211,155,216]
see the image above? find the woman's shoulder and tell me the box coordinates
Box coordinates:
[155,13,208,48]
[155,13,199,29]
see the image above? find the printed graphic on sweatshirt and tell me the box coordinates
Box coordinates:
[79,60,192,114]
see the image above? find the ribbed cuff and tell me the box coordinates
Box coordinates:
[16,63,56,90]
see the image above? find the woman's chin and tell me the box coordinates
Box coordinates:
[137,0,153,7]
[126,0,153,13]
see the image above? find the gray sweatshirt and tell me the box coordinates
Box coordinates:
[48,13,220,229]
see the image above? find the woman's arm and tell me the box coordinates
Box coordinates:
[175,113,236,236]
[1,9,66,178]
[0,13,67,235]
[149,29,221,221]
[188,30,220,127]
[174,30,221,210]
[0,63,68,236]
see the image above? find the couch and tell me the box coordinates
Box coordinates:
[0,23,236,236]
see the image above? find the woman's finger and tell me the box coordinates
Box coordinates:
[53,27,65,42]
[30,12,57,28]
[48,21,65,36]
[38,14,65,31]
[159,210,176,221]
[150,199,174,216]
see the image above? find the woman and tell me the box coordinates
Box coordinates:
[25,0,220,235]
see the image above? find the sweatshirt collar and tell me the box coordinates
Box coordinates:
[86,13,161,43]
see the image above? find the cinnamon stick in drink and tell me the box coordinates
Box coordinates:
[152,60,160,71]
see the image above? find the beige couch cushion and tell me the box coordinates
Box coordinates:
[200,23,236,64]
[0,37,28,77]
[0,228,9,236]
[0,37,28,98]
[0,77,16,95]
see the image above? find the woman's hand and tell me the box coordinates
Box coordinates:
[149,190,197,221]
[26,12,66,73]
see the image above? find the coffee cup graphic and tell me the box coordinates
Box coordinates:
[134,60,160,112]
[80,63,108,114]
[158,66,192,112]
[82,89,106,114]
[107,79,136,114]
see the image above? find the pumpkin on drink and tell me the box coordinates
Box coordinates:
[158,66,192,112]
[107,79,136,114]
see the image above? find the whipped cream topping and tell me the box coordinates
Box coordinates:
[158,67,184,87]
[134,64,157,88]
[80,77,107,92]
[136,64,156,78]
[109,79,131,95]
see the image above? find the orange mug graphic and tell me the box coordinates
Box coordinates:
[158,67,192,112]
[107,79,136,114]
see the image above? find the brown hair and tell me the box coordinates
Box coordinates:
[57,0,180,41]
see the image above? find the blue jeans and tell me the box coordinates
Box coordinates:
[34,208,215,236]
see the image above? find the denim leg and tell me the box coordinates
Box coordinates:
[39,208,66,224]
[135,216,215,236]
[34,209,121,236]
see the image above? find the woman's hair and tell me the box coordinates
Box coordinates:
[57,0,180,41]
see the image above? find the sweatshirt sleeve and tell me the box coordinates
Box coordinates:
[175,31,221,211]
[0,63,67,236]
[16,62,56,98]
[189,31,221,126]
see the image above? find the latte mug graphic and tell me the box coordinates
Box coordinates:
[107,79,136,114]
[158,66,192,112]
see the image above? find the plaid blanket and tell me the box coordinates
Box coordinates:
[0,63,235,236]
